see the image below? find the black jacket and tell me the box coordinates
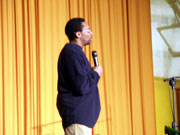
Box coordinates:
[57,43,101,129]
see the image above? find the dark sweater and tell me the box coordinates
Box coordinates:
[57,43,101,129]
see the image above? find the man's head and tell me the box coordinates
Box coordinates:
[65,18,93,47]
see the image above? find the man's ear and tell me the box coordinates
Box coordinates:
[75,32,81,38]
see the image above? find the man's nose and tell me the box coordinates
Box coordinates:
[90,31,93,35]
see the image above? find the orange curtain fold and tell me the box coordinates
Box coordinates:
[0,0,156,134]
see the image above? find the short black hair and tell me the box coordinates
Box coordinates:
[65,18,85,41]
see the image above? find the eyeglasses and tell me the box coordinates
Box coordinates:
[81,29,93,33]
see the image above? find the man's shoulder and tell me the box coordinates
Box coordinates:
[62,43,82,56]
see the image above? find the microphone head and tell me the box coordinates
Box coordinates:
[92,51,97,57]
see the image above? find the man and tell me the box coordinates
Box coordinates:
[56,18,103,135]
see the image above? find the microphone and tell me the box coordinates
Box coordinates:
[92,51,99,66]
[164,76,180,82]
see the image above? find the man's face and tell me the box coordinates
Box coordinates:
[79,22,93,46]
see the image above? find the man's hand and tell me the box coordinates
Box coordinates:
[93,66,103,76]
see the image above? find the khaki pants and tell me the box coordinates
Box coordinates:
[65,124,92,135]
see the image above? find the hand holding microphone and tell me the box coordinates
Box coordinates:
[92,51,103,76]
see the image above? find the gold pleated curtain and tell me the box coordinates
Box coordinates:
[0,0,156,135]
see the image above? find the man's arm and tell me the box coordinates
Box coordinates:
[65,51,101,95]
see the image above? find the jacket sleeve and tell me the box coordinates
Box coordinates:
[65,51,100,95]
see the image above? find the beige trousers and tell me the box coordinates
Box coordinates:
[65,124,92,135]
